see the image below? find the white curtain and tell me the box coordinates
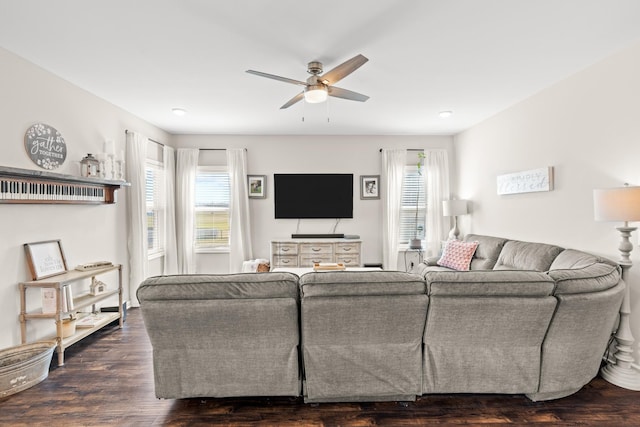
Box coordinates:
[381,149,407,270]
[425,149,450,256]
[176,149,199,274]
[125,131,148,307]
[163,146,178,275]
[227,148,253,272]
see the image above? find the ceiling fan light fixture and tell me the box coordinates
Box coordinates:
[304,84,328,103]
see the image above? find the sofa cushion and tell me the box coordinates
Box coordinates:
[547,249,621,294]
[549,248,602,270]
[137,272,299,301]
[549,266,621,294]
[493,240,564,271]
[299,271,425,297]
[464,234,508,270]
[437,240,479,271]
[425,270,555,296]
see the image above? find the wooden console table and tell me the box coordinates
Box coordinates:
[19,264,123,366]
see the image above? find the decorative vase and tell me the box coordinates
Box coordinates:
[410,238,422,249]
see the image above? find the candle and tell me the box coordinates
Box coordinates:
[103,139,115,156]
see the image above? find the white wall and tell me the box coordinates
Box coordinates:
[454,41,640,361]
[0,47,170,349]
[172,135,454,272]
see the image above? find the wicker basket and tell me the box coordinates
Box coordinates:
[0,341,56,397]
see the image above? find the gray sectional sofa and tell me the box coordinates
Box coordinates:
[137,234,624,403]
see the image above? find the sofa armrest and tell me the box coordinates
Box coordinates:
[426,270,555,296]
[424,256,440,266]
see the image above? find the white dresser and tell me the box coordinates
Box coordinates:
[270,239,362,268]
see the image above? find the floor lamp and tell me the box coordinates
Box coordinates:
[594,185,640,390]
[443,200,468,240]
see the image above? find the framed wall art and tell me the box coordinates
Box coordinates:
[360,175,380,200]
[248,175,266,199]
[24,239,68,280]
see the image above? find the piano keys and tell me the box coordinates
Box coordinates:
[0,166,127,205]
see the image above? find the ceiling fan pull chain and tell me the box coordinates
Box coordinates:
[326,97,330,123]
[302,97,306,122]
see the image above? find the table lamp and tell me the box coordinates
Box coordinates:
[594,184,640,390]
[442,199,468,240]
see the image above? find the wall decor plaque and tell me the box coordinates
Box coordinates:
[24,123,67,170]
[497,167,553,195]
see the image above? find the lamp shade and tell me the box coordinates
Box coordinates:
[442,199,468,217]
[593,186,640,222]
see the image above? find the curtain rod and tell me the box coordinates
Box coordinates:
[124,130,245,151]
[125,129,163,146]
[378,148,424,152]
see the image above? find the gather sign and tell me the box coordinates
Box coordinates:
[24,123,67,170]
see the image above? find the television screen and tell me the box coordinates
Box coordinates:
[274,174,353,219]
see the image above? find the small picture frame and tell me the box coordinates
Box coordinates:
[24,239,68,280]
[360,175,380,200]
[248,175,266,199]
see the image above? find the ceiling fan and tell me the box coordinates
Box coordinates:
[246,54,370,109]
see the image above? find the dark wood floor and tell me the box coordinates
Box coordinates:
[1,308,639,426]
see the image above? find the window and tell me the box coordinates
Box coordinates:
[399,165,426,244]
[195,167,230,251]
[145,160,165,256]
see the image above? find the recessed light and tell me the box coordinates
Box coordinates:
[172,108,187,116]
[438,110,453,118]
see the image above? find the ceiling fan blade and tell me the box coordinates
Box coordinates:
[246,70,307,86]
[328,86,369,102]
[280,92,304,109]
[320,54,368,85]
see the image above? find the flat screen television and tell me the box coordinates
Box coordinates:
[274,173,353,219]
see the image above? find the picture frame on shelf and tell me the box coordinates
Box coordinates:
[248,175,266,199]
[24,239,68,280]
[360,175,380,200]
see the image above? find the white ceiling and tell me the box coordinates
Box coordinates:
[1,0,640,136]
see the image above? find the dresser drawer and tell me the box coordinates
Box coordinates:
[335,242,360,255]
[272,255,299,268]
[299,243,333,255]
[335,254,361,267]
[271,242,299,256]
[299,254,333,266]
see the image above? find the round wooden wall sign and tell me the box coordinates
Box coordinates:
[24,123,67,170]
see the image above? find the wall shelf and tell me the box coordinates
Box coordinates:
[0,165,129,204]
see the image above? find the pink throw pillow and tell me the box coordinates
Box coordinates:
[437,240,479,271]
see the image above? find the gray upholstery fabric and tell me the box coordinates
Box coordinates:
[300,270,425,297]
[547,249,621,294]
[549,249,601,270]
[464,234,508,270]
[493,240,564,271]
[138,273,300,399]
[301,272,428,402]
[410,262,451,276]
[423,296,557,393]
[534,281,624,398]
[136,237,624,403]
[137,272,299,300]
[549,262,621,294]
[425,270,555,296]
